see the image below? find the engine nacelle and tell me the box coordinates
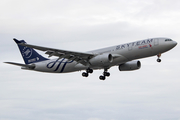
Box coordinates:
[89,53,113,67]
[119,60,141,71]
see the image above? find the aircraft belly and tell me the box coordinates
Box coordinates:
[62,62,88,73]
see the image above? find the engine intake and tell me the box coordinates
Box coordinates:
[89,53,113,67]
[119,60,141,71]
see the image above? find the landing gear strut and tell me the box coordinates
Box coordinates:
[82,68,93,77]
[157,53,161,62]
[99,69,110,80]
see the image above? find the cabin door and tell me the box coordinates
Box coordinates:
[154,38,159,46]
[128,44,132,51]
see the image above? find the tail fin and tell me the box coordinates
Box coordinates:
[13,38,49,64]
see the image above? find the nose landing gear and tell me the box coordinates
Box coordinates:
[157,53,161,62]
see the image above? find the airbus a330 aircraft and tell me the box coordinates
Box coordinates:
[5,38,177,80]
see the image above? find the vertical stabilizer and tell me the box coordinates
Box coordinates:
[13,38,48,64]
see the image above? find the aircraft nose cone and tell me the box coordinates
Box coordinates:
[175,41,177,45]
[173,41,178,47]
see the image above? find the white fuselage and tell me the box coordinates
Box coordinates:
[32,38,177,73]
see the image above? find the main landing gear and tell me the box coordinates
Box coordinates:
[157,53,161,62]
[82,68,93,77]
[82,68,110,80]
[99,69,110,80]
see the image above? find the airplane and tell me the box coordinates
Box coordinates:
[5,37,177,80]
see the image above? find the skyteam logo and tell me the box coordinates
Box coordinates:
[47,58,74,73]
[22,47,33,58]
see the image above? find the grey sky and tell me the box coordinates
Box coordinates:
[0,0,180,120]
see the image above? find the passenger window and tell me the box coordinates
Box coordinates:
[165,39,172,41]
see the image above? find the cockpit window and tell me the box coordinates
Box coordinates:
[165,39,172,41]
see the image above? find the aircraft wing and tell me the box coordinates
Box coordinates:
[17,41,95,65]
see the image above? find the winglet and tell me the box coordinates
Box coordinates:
[13,38,26,44]
[13,38,21,44]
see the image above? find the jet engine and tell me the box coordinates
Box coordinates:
[119,60,141,71]
[89,53,113,67]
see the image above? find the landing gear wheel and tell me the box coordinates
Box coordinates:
[82,72,88,77]
[157,59,161,62]
[99,75,106,80]
[87,68,93,74]
[103,72,110,77]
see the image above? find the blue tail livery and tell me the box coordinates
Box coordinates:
[13,38,48,64]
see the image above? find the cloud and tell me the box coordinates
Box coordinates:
[87,118,103,120]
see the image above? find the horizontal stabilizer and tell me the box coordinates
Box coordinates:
[4,62,35,69]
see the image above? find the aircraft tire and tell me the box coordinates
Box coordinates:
[82,72,88,77]
[87,68,93,74]
[103,72,110,77]
[157,59,161,62]
[99,75,105,80]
